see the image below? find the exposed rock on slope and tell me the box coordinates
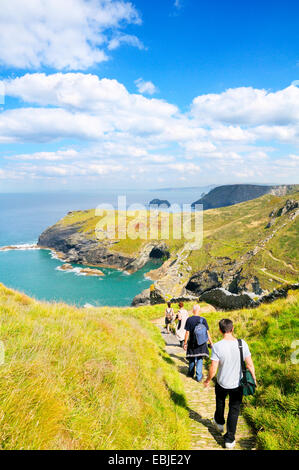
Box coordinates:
[38,221,169,273]
[191,184,298,210]
[199,283,299,310]
[200,288,258,310]
[38,191,299,309]
[139,195,299,306]
[39,224,134,269]
[266,199,299,228]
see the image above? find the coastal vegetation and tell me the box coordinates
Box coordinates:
[0,283,298,450]
[41,190,299,305]
[0,283,190,450]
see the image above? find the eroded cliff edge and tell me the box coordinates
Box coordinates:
[38,193,299,309]
[38,214,170,273]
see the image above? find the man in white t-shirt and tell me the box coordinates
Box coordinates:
[204,318,256,449]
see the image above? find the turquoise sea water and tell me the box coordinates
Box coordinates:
[0,189,208,306]
[0,249,159,307]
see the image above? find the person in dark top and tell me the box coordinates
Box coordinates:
[184,304,213,382]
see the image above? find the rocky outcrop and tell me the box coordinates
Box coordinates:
[131,286,198,307]
[132,242,199,306]
[200,288,258,310]
[38,222,169,273]
[131,288,151,306]
[266,199,299,228]
[184,257,261,297]
[38,224,134,269]
[185,270,222,295]
[59,263,104,276]
[191,184,298,211]
[0,244,40,251]
[199,283,299,310]
[39,189,299,309]
[259,283,299,303]
[149,199,171,208]
[125,243,169,273]
[60,263,73,270]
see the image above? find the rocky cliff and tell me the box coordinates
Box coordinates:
[38,216,170,273]
[191,184,298,210]
[133,196,299,308]
[38,191,299,309]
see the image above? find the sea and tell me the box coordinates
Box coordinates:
[0,187,210,307]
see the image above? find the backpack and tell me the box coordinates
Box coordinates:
[238,339,256,396]
[194,318,208,346]
[165,308,174,321]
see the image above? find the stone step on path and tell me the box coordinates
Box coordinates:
[160,328,256,450]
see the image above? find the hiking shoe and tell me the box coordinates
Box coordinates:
[212,418,224,433]
[225,440,236,449]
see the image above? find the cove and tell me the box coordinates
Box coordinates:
[0,248,160,307]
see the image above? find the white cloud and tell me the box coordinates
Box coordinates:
[6,149,79,161]
[167,162,201,173]
[108,34,145,51]
[0,108,109,142]
[4,73,172,116]
[135,78,157,95]
[182,141,216,154]
[0,0,143,70]
[192,85,299,126]
[1,74,298,187]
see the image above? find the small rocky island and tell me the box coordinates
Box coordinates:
[149,199,171,208]
[59,264,105,276]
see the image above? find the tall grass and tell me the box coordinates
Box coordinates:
[0,283,298,450]
[0,284,189,450]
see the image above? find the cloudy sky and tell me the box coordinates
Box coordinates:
[0,0,298,191]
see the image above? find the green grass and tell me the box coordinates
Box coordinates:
[1,283,298,450]
[202,290,299,450]
[54,191,299,293]
[0,284,190,450]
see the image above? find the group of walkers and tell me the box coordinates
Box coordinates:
[164,301,257,449]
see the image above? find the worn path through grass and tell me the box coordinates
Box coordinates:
[158,326,256,450]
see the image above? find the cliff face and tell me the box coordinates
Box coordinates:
[38,191,299,308]
[191,184,298,210]
[38,222,133,269]
[132,195,299,307]
[38,219,169,272]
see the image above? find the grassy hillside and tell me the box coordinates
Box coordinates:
[56,191,299,292]
[0,283,298,450]
[0,284,189,450]
[187,192,299,284]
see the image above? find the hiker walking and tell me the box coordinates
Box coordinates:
[164,302,175,334]
[176,302,189,347]
[204,318,257,449]
[183,304,213,382]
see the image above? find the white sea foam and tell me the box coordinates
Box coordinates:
[56,265,104,278]
[0,243,40,252]
[56,266,86,276]
[73,267,87,276]
[50,250,61,260]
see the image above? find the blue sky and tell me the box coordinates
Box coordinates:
[0,0,298,191]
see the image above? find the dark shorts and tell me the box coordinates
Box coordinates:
[165,317,172,325]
